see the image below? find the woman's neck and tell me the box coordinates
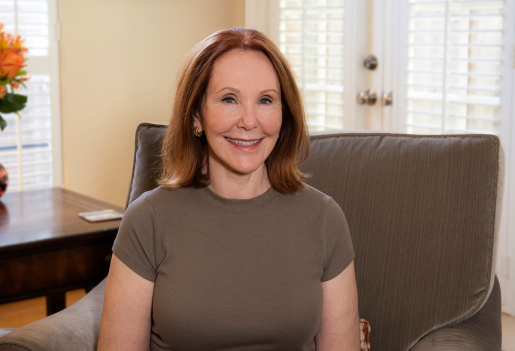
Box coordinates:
[206,159,271,200]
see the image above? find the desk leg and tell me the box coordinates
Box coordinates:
[46,291,66,316]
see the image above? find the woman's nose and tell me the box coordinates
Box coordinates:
[238,104,258,130]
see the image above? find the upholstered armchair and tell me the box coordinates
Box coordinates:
[0,122,503,350]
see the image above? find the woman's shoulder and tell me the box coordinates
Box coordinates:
[129,185,197,209]
[294,183,348,223]
[287,182,338,209]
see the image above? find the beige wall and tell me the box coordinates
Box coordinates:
[59,0,244,207]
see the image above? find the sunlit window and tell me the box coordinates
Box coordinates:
[0,0,55,191]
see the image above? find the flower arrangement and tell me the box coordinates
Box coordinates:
[0,23,29,131]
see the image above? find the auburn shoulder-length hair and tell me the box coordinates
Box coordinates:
[157,27,311,194]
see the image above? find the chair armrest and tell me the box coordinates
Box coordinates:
[0,278,107,351]
[0,330,15,338]
[410,275,502,351]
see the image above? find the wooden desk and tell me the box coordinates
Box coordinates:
[0,187,124,315]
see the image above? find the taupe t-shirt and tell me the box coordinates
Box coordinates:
[112,183,355,351]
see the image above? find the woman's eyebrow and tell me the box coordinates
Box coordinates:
[216,87,279,95]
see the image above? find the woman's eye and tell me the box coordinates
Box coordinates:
[260,98,272,105]
[222,97,236,104]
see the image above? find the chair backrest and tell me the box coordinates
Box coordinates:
[126,122,501,351]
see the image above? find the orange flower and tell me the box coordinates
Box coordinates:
[0,85,5,98]
[0,50,25,79]
[10,35,28,55]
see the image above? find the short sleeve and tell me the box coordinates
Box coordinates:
[112,192,157,282]
[321,198,355,282]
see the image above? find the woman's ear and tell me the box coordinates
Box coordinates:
[193,111,203,132]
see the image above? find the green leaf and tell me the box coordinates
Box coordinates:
[16,70,27,77]
[0,115,6,131]
[0,93,27,113]
[11,93,27,104]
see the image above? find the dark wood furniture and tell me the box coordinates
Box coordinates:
[0,187,124,316]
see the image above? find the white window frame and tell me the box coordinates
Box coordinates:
[48,0,63,188]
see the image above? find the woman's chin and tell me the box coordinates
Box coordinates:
[227,161,265,176]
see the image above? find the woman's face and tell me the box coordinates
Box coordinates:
[194,49,282,178]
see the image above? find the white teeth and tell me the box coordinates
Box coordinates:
[226,137,261,146]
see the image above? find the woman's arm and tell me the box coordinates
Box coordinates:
[98,254,155,351]
[316,261,360,351]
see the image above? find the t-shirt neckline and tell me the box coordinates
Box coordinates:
[194,185,282,213]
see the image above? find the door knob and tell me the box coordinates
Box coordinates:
[383,91,393,106]
[364,55,378,70]
[357,89,377,106]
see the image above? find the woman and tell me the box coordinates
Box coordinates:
[98,28,360,351]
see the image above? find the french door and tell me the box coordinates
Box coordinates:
[247,0,515,315]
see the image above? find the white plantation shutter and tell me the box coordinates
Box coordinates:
[0,0,61,191]
[400,0,507,135]
[279,0,345,131]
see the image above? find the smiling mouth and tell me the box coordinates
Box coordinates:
[225,137,264,146]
